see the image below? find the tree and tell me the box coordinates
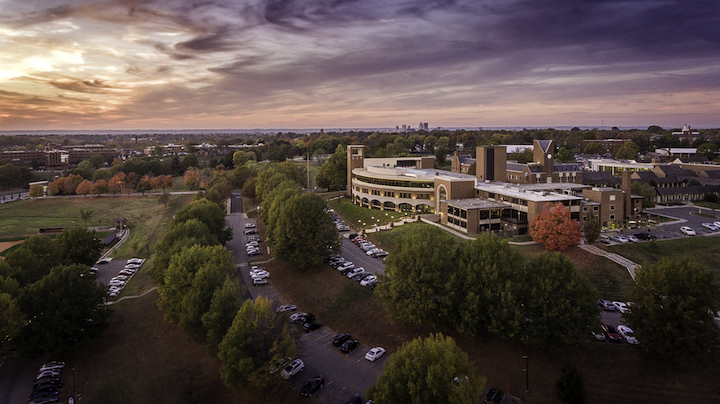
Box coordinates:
[583,142,606,155]
[241,177,257,200]
[0,291,23,361]
[29,184,44,198]
[631,181,656,208]
[315,145,347,190]
[157,245,235,343]
[174,199,233,244]
[448,233,526,339]
[218,296,296,390]
[556,147,573,163]
[367,333,482,404]
[376,226,457,328]
[108,172,126,194]
[150,219,220,285]
[529,203,582,251]
[269,193,340,269]
[614,141,640,160]
[55,227,104,267]
[135,178,153,194]
[556,364,587,404]
[63,174,84,195]
[582,210,600,244]
[158,191,171,207]
[79,208,94,227]
[625,258,720,367]
[3,236,60,286]
[696,142,719,161]
[91,179,109,195]
[184,170,201,190]
[74,179,93,196]
[522,252,598,350]
[201,278,244,356]
[17,264,113,357]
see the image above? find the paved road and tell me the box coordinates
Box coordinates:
[227,194,386,403]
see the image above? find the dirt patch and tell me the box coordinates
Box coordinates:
[0,240,23,254]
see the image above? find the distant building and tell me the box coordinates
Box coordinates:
[672,125,700,143]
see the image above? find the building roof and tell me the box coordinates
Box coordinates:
[476,182,582,203]
[445,198,510,210]
[506,162,527,172]
[554,163,583,172]
[582,171,621,186]
[536,139,553,153]
[656,184,720,196]
[456,155,475,165]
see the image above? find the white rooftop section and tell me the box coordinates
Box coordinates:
[656,148,696,156]
[476,181,582,202]
[502,144,534,153]
[587,158,653,172]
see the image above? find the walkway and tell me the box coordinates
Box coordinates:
[105,287,158,305]
[579,242,639,280]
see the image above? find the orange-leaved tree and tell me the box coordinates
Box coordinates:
[529,202,582,251]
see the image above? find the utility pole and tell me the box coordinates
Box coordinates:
[307,151,310,189]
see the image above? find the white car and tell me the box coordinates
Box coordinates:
[612,301,629,314]
[125,264,141,269]
[360,275,377,286]
[108,280,125,287]
[338,262,355,271]
[611,235,629,243]
[251,271,270,280]
[246,241,259,247]
[373,250,389,258]
[281,358,305,379]
[127,258,144,264]
[289,312,308,322]
[365,347,386,362]
[617,325,638,345]
[253,278,268,286]
[346,267,365,278]
[112,275,128,281]
[276,304,297,313]
[625,235,639,243]
[701,223,719,232]
[680,226,696,236]
[244,223,256,228]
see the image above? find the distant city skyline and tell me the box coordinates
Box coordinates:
[2,0,719,131]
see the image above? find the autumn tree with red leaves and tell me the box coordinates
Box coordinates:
[529,202,582,251]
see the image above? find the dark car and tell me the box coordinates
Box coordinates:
[601,322,622,342]
[300,375,324,397]
[303,321,323,332]
[483,388,504,403]
[332,332,352,346]
[32,381,61,390]
[597,299,615,311]
[247,250,262,256]
[346,394,362,404]
[31,386,59,396]
[635,232,656,240]
[340,339,359,353]
[365,281,377,290]
[28,392,59,402]
[353,273,372,282]
[33,376,60,386]
[29,398,59,404]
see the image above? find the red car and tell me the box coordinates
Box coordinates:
[601,322,622,342]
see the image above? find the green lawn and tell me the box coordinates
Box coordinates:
[328,197,412,229]
[605,235,720,277]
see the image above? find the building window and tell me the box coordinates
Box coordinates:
[593,206,599,211]
[610,195,616,201]
[610,205,615,211]
[583,206,588,212]
[609,214,615,220]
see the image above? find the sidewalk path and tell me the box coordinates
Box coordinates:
[105,287,158,305]
[579,242,640,280]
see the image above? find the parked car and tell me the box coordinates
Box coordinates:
[29,397,59,404]
[332,332,352,346]
[289,312,308,323]
[33,377,61,387]
[244,229,257,234]
[360,275,377,286]
[601,322,622,342]
[250,270,270,279]
[346,267,365,278]
[625,235,639,242]
[617,325,638,344]
[303,321,323,332]
[253,278,268,286]
[340,339,359,353]
[483,388,504,403]
[247,250,263,256]
[701,222,720,232]
[281,358,305,379]
[244,223,256,228]
[269,356,292,374]
[591,329,606,342]
[365,280,377,290]
[346,394,362,404]
[612,301,629,314]
[276,304,297,313]
[610,235,629,243]
[680,226,696,236]
[635,232,656,240]
[597,299,615,311]
[373,250,389,258]
[39,362,65,372]
[36,370,61,380]
[365,347,386,362]
[300,376,324,397]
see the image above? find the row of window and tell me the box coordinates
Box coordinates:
[356,186,431,200]
[355,175,434,189]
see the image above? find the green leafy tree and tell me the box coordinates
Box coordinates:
[158,191,171,207]
[241,177,257,201]
[696,142,719,161]
[174,199,232,244]
[367,333,482,404]
[55,227,104,267]
[80,208,94,227]
[150,219,219,285]
[449,233,526,339]
[556,364,587,404]
[218,296,296,391]
[556,147,573,162]
[157,245,235,343]
[376,226,457,328]
[0,291,23,360]
[316,145,347,190]
[631,181,656,208]
[3,236,60,286]
[583,142,606,155]
[17,264,113,357]
[201,278,244,356]
[269,193,340,269]
[614,141,640,160]
[232,164,252,189]
[529,203,582,251]
[523,252,598,350]
[582,210,601,244]
[135,178,153,194]
[29,184,44,198]
[262,181,303,237]
[625,258,720,367]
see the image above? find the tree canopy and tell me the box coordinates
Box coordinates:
[625,258,720,367]
[315,144,347,190]
[218,296,296,391]
[367,333,482,404]
[582,210,600,244]
[529,203,582,251]
[174,198,232,244]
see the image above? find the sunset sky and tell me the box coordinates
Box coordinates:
[1,0,719,131]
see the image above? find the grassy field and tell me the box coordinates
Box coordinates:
[605,235,720,277]
[328,197,415,229]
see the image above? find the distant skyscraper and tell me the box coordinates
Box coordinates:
[419,122,424,130]
[402,124,406,131]
[424,122,429,130]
